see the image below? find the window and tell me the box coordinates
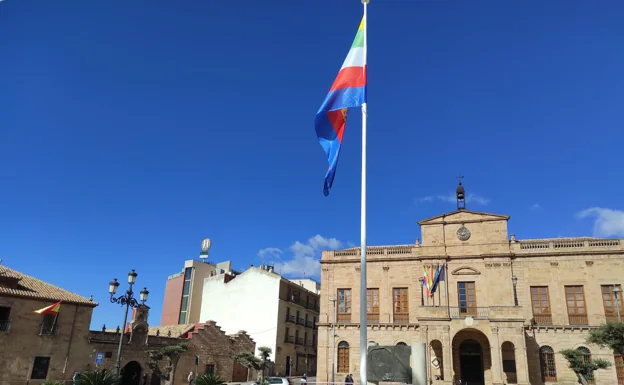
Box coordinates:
[367,288,380,323]
[458,282,477,315]
[205,364,215,376]
[337,289,351,322]
[393,288,409,323]
[565,286,588,325]
[31,356,51,379]
[530,287,552,325]
[601,285,623,322]
[312,333,316,346]
[104,352,113,358]
[179,267,193,324]
[337,341,350,373]
[40,313,58,335]
[577,347,594,384]
[304,332,308,346]
[540,346,557,382]
[0,306,10,332]
[396,342,407,346]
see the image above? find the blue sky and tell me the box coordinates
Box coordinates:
[1,0,623,329]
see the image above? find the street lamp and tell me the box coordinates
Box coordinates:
[418,277,425,306]
[511,276,518,306]
[109,269,149,375]
[613,285,622,322]
[329,297,337,385]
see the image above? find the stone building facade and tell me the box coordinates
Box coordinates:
[316,187,624,385]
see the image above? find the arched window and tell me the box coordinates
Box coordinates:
[540,346,557,382]
[577,347,594,384]
[396,342,407,346]
[338,341,350,373]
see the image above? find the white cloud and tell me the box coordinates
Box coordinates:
[417,192,490,206]
[578,207,624,237]
[530,203,541,210]
[258,235,344,277]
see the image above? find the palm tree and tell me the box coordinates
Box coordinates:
[195,374,226,385]
[74,370,121,385]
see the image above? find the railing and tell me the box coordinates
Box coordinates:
[296,337,304,345]
[40,323,59,336]
[518,239,621,251]
[0,320,11,332]
[393,312,409,324]
[533,314,553,325]
[306,320,315,328]
[289,296,304,306]
[568,314,589,325]
[307,303,320,312]
[606,314,623,323]
[367,313,380,323]
[297,318,306,326]
[285,315,295,323]
[337,313,351,323]
[285,335,294,343]
[449,306,489,319]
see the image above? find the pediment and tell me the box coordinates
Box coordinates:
[451,266,481,276]
[418,210,509,225]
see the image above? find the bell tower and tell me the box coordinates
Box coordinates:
[456,176,466,210]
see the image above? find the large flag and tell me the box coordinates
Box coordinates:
[34,301,61,315]
[315,17,367,196]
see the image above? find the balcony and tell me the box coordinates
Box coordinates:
[450,307,489,319]
[0,320,10,332]
[296,337,304,345]
[289,296,304,307]
[418,306,450,320]
[307,303,320,312]
[393,312,409,324]
[285,335,294,344]
[367,313,380,323]
[306,320,315,329]
[337,313,351,323]
[297,318,306,326]
[568,314,589,325]
[40,323,59,336]
[532,314,553,325]
[606,314,623,323]
[285,315,295,323]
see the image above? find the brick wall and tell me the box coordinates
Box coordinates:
[161,275,184,325]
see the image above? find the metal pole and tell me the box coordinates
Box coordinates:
[115,286,133,375]
[614,286,621,322]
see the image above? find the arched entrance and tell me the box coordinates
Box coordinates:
[452,329,491,385]
[120,361,142,385]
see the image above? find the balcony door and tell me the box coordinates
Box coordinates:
[458,282,477,315]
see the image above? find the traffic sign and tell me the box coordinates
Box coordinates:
[95,353,104,365]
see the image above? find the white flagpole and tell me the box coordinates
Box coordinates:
[359,0,369,385]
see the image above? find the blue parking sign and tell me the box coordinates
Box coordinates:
[95,353,104,365]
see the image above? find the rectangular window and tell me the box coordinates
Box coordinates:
[367,288,380,323]
[304,332,308,346]
[530,286,552,325]
[312,333,316,346]
[179,267,193,324]
[205,364,215,376]
[31,356,51,379]
[40,313,58,335]
[393,288,409,323]
[0,306,10,332]
[602,285,623,322]
[565,285,588,325]
[337,289,351,322]
[458,282,477,315]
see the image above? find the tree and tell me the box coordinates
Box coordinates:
[72,371,121,385]
[195,374,226,385]
[233,346,273,384]
[560,349,611,385]
[146,341,190,385]
[587,321,624,356]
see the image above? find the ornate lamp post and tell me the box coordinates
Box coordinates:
[108,269,149,375]
[511,276,518,306]
[613,285,622,322]
[419,277,425,306]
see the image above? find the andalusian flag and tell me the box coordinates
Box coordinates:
[34,301,61,315]
[315,16,367,196]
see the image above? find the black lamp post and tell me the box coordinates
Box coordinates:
[109,269,149,375]
[511,275,518,306]
[419,277,425,306]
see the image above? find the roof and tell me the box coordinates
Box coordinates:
[148,324,195,338]
[417,209,510,225]
[0,265,98,306]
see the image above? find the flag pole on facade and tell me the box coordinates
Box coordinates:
[359,1,369,385]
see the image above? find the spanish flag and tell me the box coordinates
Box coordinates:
[34,301,61,315]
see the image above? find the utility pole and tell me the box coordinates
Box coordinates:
[329,297,337,384]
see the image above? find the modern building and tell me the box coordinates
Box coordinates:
[316,183,624,385]
[161,258,238,325]
[199,264,320,376]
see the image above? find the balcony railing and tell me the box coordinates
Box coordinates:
[367,313,380,323]
[285,315,295,323]
[289,296,304,306]
[285,335,294,344]
[0,320,11,332]
[306,320,315,329]
[40,323,59,336]
[568,314,589,325]
[337,313,351,323]
[393,312,409,324]
[296,337,304,345]
[606,314,623,323]
[533,314,553,325]
[297,318,306,326]
[307,303,320,312]
[450,306,489,319]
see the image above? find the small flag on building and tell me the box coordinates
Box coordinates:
[34,301,61,315]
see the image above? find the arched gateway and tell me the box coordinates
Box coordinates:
[452,329,491,385]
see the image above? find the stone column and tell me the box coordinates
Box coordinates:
[443,326,452,382]
[515,330,530,384]
[490,327,504,385]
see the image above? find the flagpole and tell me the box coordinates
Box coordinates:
[359,0,369,384]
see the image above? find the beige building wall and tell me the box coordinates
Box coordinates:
[317,208,624,385]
